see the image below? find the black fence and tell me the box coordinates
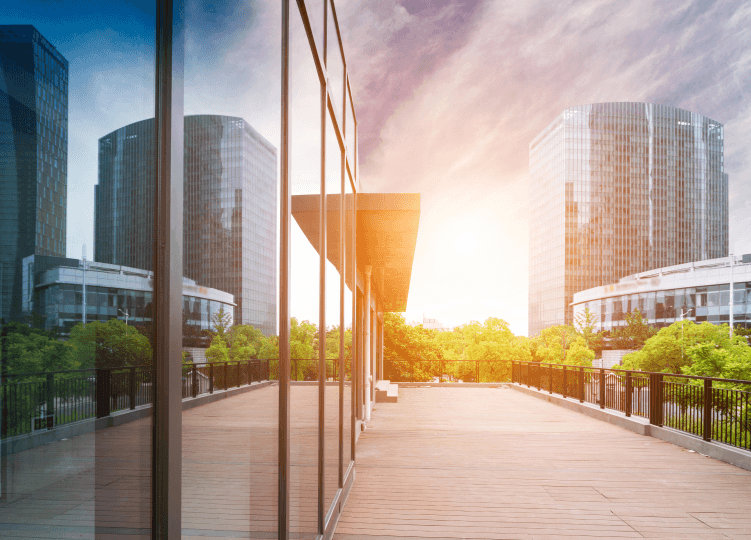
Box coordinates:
[1,359,270,439]
[384,358,512,383]
[512,361,751,452]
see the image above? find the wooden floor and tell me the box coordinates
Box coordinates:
[0,384,351,539]
[3,385,750,539]
[335,386,751,540]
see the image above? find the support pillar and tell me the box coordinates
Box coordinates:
[364,265,372,422]
[378,315,383,383]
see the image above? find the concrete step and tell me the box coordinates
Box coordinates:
[376,380,398,403]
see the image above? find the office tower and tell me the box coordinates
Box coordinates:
[0,25,68,321]
[528,102,728,336]
[95,115,277,334]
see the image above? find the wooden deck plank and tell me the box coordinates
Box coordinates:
[335,387,751,539]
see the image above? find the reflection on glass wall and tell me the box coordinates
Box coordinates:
[289,0,321,535]
[182,0,280,536]
[324,115,341,516]
[344,174,355,470]
[0,3,155,537]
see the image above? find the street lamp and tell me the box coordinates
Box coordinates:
[680,308,693,363]
[119,309,129,327]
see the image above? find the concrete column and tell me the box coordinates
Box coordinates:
[378,316,384,383]
[364,265,372,422]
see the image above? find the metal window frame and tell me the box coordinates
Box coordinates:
[281,1,359,538]
[152,0,184,538]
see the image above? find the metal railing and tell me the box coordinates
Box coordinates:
[1,359,270,439]
[384,358,513,383]
[512,361,751,452]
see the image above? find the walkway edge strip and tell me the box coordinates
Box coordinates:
[508,382,751,472]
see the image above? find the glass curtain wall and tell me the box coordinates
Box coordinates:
[282,0,358,537]
[2,0,359,537]
[0,4,156,538]
[182,0,280,537]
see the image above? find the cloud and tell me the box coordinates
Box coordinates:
[332,0,751,333]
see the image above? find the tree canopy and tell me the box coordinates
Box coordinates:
[621,321,748,375]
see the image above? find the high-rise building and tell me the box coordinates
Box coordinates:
[529,102,728,336]
[0,25,68,321]
[95,115,277,334]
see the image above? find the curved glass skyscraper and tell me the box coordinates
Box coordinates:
[95,114,277,334]
[529,102,728,336]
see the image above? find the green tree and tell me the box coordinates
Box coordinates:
[682,339,751,384]
[2,322,75,374]
[258,335,279,359]
[211,306,232,338]
[532,325,594,367]
[610,309,656,350]
[205,334,230,363]
[67,319,152,369]
[574,307,603,355]
[226,325,264,358]
[621,321,739,374]
[229,332,257,362]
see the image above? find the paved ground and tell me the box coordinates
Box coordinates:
[335,386,751,540]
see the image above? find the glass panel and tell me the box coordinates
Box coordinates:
[345,93,355,167]
[1,6,155,538]
[290,1,321,534]
[326,0,344,113]
[324,115,341,514]
[306,0,325,57]
[343,172,354,471]
[183,1,279,535]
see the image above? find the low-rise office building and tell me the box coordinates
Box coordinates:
[572,254,751,332]
[22,255,234,340]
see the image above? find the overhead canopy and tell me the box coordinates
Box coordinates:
[291,193,420,312]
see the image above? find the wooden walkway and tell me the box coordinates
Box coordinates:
[335,386,751,540]
[0,384,349,539]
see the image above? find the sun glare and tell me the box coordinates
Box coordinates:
[453,231,478,255]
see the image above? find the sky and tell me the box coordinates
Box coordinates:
[7,0,751,336]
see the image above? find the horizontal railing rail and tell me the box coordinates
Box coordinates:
[511,361,751,452]
[384,358,514,384]
[1,359,271,439]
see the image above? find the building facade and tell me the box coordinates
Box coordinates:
[572,254,751,333]
[529,102,728,336]
[94,115,277,334]
[22,254,234,340]
[0,25,68,321]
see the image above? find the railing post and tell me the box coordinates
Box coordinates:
[439,361,443,384]
[703,378,712,441]
[96,368,111,419]
[130,366,137,409]
[578,367,584,403]
[192,364,198,398]
[209,363,214,394]
[477,360,480,384]
[599,368,605,409]
[625,371,632,417]
[411,360,414,383]
[237,362,241,388]
[649,373,664,426]
[45,373,55,429]
[549,364,553,394]
[657,373,664,427]
[562,366,567,399]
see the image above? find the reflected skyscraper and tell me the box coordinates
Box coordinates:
[0,25,68,321]
[95,115,277,334]
[529,102,728,336]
